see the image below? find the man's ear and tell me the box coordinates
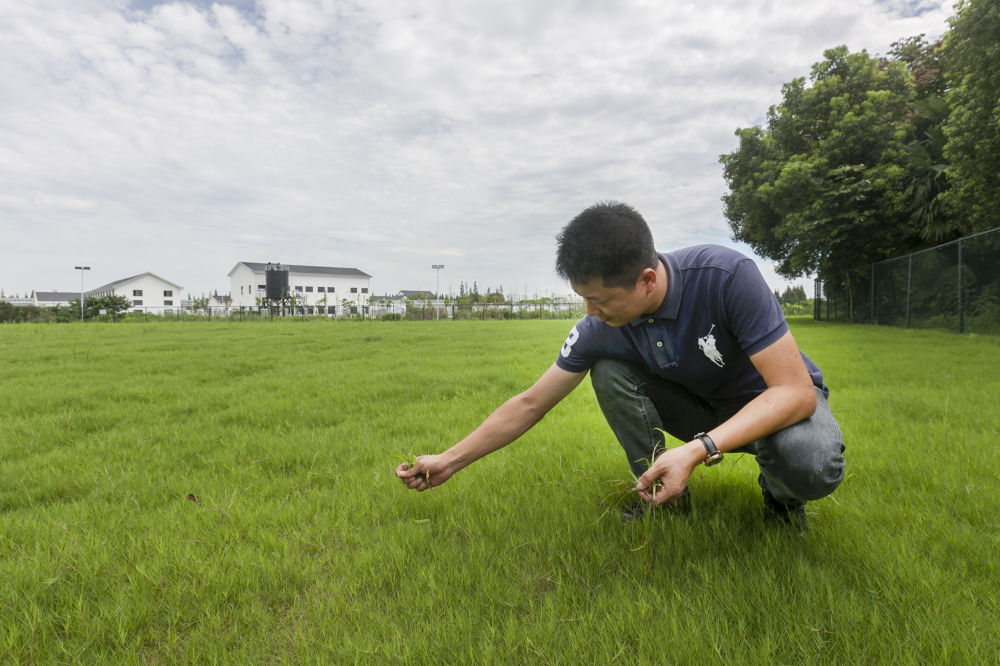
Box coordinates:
[638,267,657,294]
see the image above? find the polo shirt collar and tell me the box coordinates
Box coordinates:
[628,251,682,326]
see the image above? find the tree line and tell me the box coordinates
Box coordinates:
[720,0,998,302]
[0,294,132,323]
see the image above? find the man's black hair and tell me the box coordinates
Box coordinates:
[555,201,658,288]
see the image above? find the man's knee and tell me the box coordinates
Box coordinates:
[782,451,845,501]
[764,414,846,501]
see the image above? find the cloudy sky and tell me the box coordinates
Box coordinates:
[1,0,952,299]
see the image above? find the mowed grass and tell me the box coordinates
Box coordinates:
[1,318,997,663]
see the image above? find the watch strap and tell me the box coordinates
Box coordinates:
[695,432,724,466]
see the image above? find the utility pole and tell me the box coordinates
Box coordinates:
[432,264,444,320]
[74,266,90,322]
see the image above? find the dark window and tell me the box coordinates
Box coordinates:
[317,286,326,293]
[133,289,143,297]
[350,287,358,293]
[257,284,266,290]
[316,306,325,314]
[164,300,173,306]
[305,286,313,292]
[328,287,335,293]
[361,287,369,293]
[133,299,143,306]
[163,290,173,297]
[295,286,303,292]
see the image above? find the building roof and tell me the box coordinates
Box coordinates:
[33,291,79,302]
[398,290,435,299]
[228,262,372,279]
[88,272,183,294]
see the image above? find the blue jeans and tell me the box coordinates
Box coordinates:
[590,358,845,505]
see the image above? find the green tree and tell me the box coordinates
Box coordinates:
[887,34,945,99]
[0,301,19,323]
[941,0,1000,233]
[68,294,132,320]
[885,35,956,242]
[721,46,922,319]
[779,285,808,302]
[903,95,953,241]
[722,46,915,278]
[483,287,506,305]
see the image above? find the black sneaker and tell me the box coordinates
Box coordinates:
[758,474,808,531]
[621,487,692,523]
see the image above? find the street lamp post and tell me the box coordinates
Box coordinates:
[74,266,90,322]
[431,264,445,320]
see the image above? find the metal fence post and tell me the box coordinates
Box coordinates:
[905,254,912,329]
[813,281,820,320]
[870,264,875,324]
[957,238,964,334]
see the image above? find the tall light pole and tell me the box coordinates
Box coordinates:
[74,266,90,322]
[431,264,444,320]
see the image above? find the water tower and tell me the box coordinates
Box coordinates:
[265,262,290,314]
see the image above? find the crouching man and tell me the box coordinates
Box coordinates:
[396,201,845,529]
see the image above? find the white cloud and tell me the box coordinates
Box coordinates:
[0,0,952,298]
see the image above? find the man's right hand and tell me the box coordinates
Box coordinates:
[395,454,454,491]
[393,365,586,494]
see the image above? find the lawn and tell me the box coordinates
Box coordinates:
[1,318,997,663]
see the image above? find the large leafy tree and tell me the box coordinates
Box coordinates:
[68,294,132,320]
[721,47,916,288]
[941,0,1000,233]
[886,35,957,243]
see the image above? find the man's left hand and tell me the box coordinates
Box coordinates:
[634,440,705,506]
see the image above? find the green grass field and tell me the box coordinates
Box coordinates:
[2,319,998,663]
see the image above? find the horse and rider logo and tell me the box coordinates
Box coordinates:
[698,324,725,367]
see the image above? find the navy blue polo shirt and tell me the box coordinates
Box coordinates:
[555,245,826,405]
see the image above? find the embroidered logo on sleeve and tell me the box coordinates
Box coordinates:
[698,324,725,367]
[560,325,580,358]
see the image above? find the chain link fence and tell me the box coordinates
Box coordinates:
[815,226,1000,334]
[0,300,586,324]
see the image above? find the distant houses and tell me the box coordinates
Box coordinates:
[396,290,435,300]
[7,261,383,317]
[88,273,184,313]
[28,292,77,307]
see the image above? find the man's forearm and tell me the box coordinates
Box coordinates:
[706,384,817,453]
[441,393,546,472]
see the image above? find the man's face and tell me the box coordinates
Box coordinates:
[571,275,648,327]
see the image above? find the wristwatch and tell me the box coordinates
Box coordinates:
[695,432,724,466]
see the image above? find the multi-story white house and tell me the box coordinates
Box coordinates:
[88,273,184,313]
[227,262,372,315]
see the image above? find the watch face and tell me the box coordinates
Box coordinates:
[705,453,724,467]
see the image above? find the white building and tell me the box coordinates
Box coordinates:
[88,273,184,313]
[32,291,77,307]
[1,294,34,306]
[227,262,372,315]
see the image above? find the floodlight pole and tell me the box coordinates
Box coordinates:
[74,266,90,322]
[432,264,445,320]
